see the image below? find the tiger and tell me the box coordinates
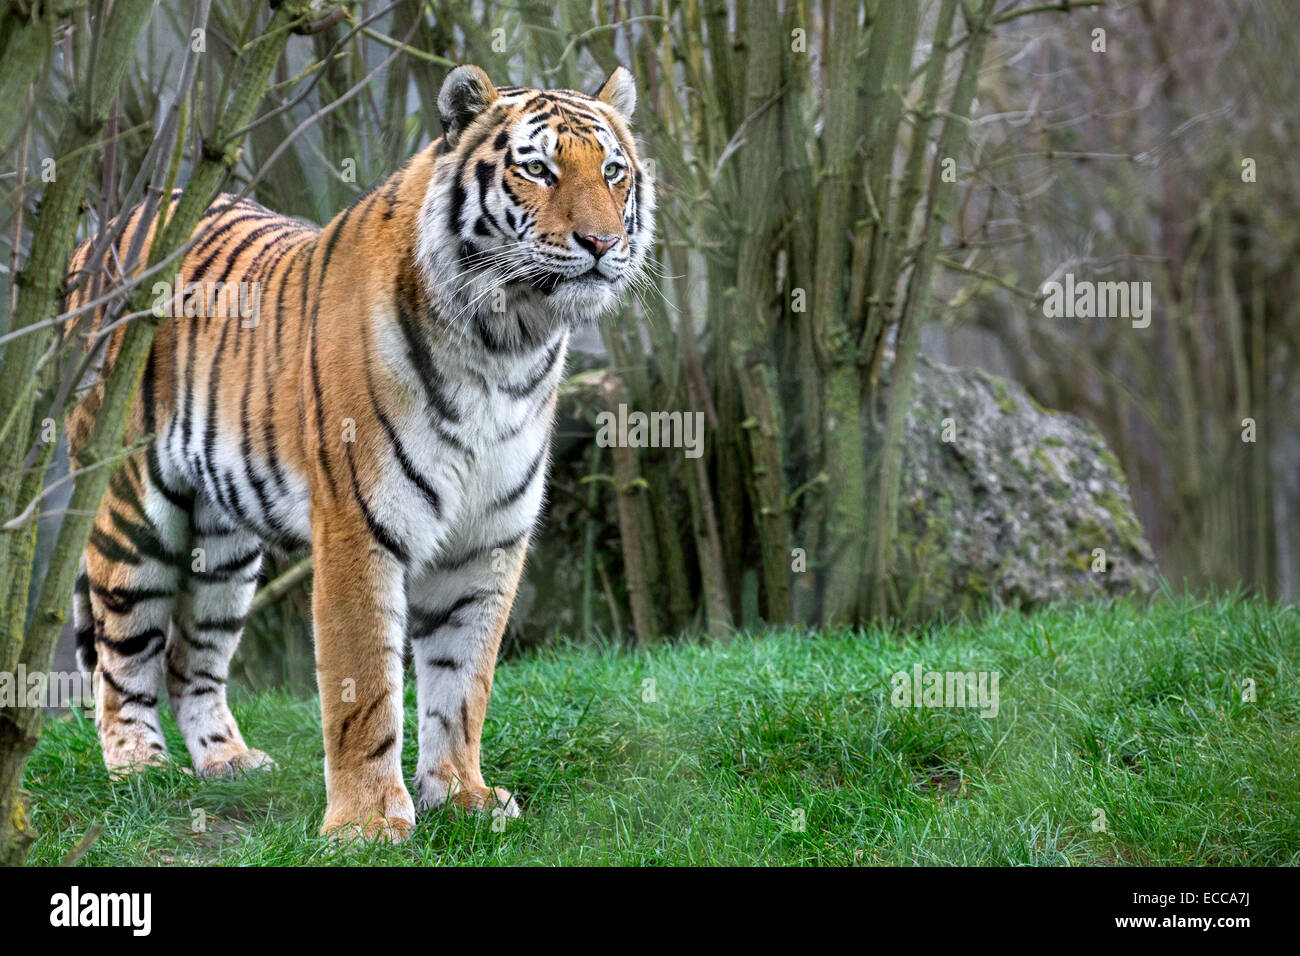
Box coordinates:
[63,64,654,841]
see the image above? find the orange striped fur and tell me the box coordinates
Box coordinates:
[64,65,653,841]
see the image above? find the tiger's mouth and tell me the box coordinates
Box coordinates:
[527,268,615,295]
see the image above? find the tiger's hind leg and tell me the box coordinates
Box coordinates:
[166,496,274,778]
[82,454,187,773]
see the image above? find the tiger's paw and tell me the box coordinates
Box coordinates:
[103,736,171,779]
[415,772,520,818]
[195,747,277,779]
[321,783,416,844]
[323,814,415,845]
[451,785,521,818]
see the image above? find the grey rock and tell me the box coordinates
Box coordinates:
[877,354,1159,618]
[510,356,1158,647]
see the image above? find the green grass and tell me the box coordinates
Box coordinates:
[23,595,1300,865]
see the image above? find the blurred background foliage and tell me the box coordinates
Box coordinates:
[937,0,1299,602]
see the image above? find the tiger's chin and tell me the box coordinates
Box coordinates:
[525,270,627,325]
[558,277,625,322]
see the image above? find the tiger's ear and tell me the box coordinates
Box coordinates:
[438,65,498,147]
[593,66,636,119]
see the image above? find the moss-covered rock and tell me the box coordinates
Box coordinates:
[514,355,1158,647]
[869,354,1158,619]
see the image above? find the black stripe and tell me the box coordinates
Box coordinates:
[317,199,356,274]
[96,626,165,658]
[500,337,563,398]
[141,349,157,435]
[108,509,184,564]
[91,584,175,614]
[490,447,545,510]
[189,213,272,283]
[177,625,220,652]
[435,421,473,457]
[447,176,467,235]
[262,243,313,497]
[345,445,409,563]
[196,197,234,223]
[192,519,237,538]
[189,547,261,583]
[410,589,492,638]
[146,445,192,511]
[194,615,249,633]
[515,313,539,350]
[372,394,443,518]
[108,468,146,517]
[308,318,334,495]
[306,199,350,499]
[99,669,157,707]
[217,469,261,539]
[274,242,309,357]
[299,240,338,497]
[367,734,396,761]
[88,528,141,566]
[245,225,307,285]
[427,709,453,736]
[209,222,288,288]
[474,159,506,235]
[239,317,292,540]
[201,313,236,512]
[361,329,443,518]
[394,298,462,425]
[178,316,200,464]
[263,250,302,496]
[434,533,526,572]
[457,107,509,170]
[475,314,509,353]
[191,211,262,258]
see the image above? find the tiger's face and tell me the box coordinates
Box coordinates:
[420,65,655,332]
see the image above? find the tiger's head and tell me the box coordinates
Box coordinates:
[419,64,655,338]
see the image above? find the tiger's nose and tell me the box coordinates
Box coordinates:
[575,233,620,258]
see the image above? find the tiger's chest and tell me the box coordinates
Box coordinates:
[359,321,569,569]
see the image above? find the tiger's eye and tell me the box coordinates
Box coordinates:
[523,160,547,177]
[604,162,622,180]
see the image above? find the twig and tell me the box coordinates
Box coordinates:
[57,825,104,866]
[2,438,151,531]
[543,15,669,76]
[711,86,787,181]
[361,27,456,67]
[223,0,408,145]
[250,556,313,614]
[293,6,351,35]
[936,254,1041,301]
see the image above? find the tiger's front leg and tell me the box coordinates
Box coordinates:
[409,538,527,818]
[312,509,415,842]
